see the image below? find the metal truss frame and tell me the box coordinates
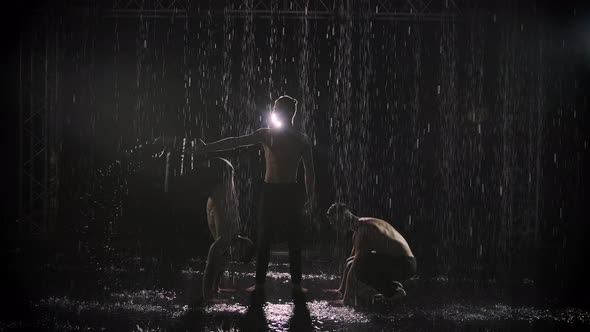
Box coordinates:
[18,15,59,239]
[17,0,460,238]
[104,0,461,20]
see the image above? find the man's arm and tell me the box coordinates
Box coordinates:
[342,227,368,304]
[196,129,268,155]
[352,226,369,257]
[342,260,358,304]
[350,234,356,257]
[302,139,315,202]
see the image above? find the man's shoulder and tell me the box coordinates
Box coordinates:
[254,127,271,135]
[279,128,311,145]
[360,217,381,224]
[253,128,271,143]
[362,218,394,231]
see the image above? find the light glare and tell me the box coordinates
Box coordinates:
[271,113,283,128]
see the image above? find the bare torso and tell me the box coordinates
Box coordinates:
[354,218,414,258]
[261,128,308,183]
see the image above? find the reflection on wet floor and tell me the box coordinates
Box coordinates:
[3,254,590,331]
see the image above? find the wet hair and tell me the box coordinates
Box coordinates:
[273,95,298,123]
[326,202,349,220]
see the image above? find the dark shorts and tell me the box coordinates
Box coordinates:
[255,183,306,284]
[357,254,417,297]
[258,183,305,243]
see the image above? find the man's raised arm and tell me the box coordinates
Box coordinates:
[195,129,268,155]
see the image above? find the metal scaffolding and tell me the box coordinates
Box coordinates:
[18,0,461,238]
[18,14,60,239]
[104,0,461,20]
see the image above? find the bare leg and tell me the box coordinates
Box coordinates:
[213,253,226,291]
[203,238,229,301]
[253,223,272,288]
[324,256,354,294]
[338,256,355,292]
[204,199,218,301]
[215,254,236,292]
[342,260,359,305]
[206,197,219,239]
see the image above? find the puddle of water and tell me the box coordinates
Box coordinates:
[36,295,187,319]
[4,254,590,331]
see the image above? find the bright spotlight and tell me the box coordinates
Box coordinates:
[270,113,283,128]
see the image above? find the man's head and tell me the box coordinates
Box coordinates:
[231,235,255,263]
[326,202,357,231]
[271,95,298,128]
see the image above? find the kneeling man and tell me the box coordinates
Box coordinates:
[325,203,417,304]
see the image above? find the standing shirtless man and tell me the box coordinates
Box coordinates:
[325,203,417,305]
[194,95,315,293]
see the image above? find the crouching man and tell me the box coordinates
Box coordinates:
[325,203,417,305]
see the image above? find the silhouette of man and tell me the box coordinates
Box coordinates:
[194,95,315,293]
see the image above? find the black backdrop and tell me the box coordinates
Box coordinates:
[3,0,589,304]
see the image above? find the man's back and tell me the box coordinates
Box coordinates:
[356,218,414,258]
[259,128,309,184]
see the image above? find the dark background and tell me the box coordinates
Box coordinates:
[2,0,589,307]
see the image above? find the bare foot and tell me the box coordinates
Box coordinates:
[245,284,264,292]
[390,288,406,301]
[342,298,355,306]
[322,288,342,294]
[292,285,309,293]
[206,298,228,304]
[327,299,344,306]
[217,288,237,293]
[372,293,385,301]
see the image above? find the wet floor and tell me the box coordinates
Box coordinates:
[3,251,590,331]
